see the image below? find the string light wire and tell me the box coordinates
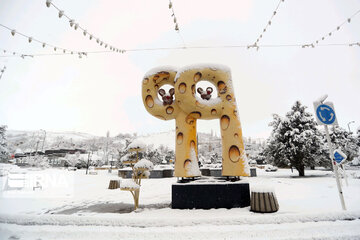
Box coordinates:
[168,0,186,48]
[249,0,285,50]
[0,23,88,58]
[45,0,125,53]
[302,8,360,48]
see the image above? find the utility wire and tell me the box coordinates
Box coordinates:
[1,42,359,58]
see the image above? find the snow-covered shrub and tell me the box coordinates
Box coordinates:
[134,159,154,170]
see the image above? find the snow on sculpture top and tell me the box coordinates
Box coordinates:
[142,64,250,178]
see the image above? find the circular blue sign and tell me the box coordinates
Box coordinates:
[316,104,336,124]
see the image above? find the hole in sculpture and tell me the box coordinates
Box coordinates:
[229,145,240,163]
[178,82,187,94]
[195,81,218,100]
[177,132,183,144]
[157,84,175,106]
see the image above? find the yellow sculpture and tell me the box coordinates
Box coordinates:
[142,64,249,178]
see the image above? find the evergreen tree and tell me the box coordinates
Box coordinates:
[0,125,9,162]
[263,101,326,176]
[327,126,359,161]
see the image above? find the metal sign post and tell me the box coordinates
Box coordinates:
[334,149,348,187]
[314,95,346,210]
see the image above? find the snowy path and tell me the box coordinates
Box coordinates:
[1,168,360,239]
[1,220,360,240]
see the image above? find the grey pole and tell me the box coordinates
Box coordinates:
[324,125,346,210]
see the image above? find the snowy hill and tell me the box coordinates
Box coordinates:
[6,130,98,144]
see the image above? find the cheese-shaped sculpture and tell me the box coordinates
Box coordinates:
[142,64,249,178]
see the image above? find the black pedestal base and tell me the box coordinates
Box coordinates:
[171,178,250,209]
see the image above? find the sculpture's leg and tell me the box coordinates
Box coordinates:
[220,103,249,177]
[174,110,201,177]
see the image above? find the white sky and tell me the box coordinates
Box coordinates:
[0,0,359,138]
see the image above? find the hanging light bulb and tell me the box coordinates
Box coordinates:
[59,10,64,18]
[175,24,179,31]
[11,30,16,36]
[96,38,100,43]
[169,1,172,8]
[42,43,46,48]
[74,24,79,30]
[28,37,32,43]
[83,30,87,36]
[13,52,15,55]
[174,17,177,23]
[71,51,73,54]
[54,47,57,51]
[337,26,340,30]
[268,21,271,25]
[328,32,332,36]
[100,41,103,46]
[89,35,93,40]
[273,11,277,15]
[69,19,75,27]
[347,18,351,23]
[46,0,52,7]
[105,44,108,48]
[63,49,66,53]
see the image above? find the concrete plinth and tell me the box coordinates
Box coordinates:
[172,178,250,209]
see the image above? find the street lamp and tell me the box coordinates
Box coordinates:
[347,121,355,132]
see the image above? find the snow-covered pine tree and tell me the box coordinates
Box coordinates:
[0,125,9,162]
[327,125,359,161]
[264,101,325,176]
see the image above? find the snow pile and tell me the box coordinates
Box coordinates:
[195,95,222,106]
[175,63,231,82]
[186,147,201,176]
[127,139,146,150]
[120,180,140,190]
[1,210,360,228]
[144,66,178,79]
[134,159,154,170]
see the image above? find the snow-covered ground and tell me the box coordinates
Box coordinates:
[0,167,360,239]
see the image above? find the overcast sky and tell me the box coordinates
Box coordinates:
[0,0,359,138]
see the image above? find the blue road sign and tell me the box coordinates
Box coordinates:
[334,151,346,164]
[316,104,336,125]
